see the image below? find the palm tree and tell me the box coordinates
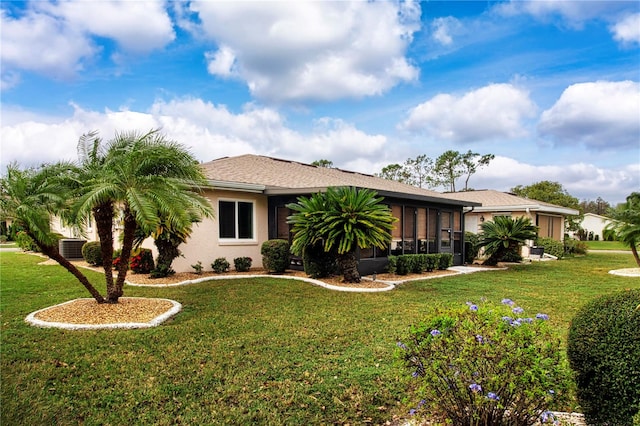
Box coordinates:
[606,192,640,266]
[288,187,395,283]
[75,129,213,303]
[0,163,105,302]
[478,216,539,266]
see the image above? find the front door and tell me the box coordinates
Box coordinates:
[439,210,453,255]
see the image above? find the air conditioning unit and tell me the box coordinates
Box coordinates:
[59,239,87,260]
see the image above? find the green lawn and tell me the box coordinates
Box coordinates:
[1,251,639,425]
[585,240,631,251]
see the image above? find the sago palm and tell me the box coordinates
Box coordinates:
[606,192,640,266]
[75,129,213,303]
[0,163,105,302]
[478,216,538,266]
[288,187,395,283]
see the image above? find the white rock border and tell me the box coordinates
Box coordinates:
[25,297,182,330]
[608,268,640,277]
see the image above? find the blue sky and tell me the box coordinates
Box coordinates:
[1,0,639,204]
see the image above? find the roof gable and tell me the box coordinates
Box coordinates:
[441,189,580,215]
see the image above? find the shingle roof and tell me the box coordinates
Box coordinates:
[200,154,475,206]
[440,189,580,215]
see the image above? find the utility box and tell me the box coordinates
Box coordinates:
[529,246,544,257]
[59,239,87,260]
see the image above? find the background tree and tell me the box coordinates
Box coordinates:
[404,154,435,188]
[74,129,212,303]
[376,163,411,183]
[605,192,640,266]
[0,163,105,302]
[434,150,464,192]
[311,159,334,168]
[511,180,582,232]
[460,151,494,191]
[478,216,539,266]
[579,197,611,215]
[287,187,395,283]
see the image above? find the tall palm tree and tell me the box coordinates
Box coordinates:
[288,187,395,283]
[606,192,640,266]
[75,129,213,303]
[478,216,539,266]
[0,163,105,302]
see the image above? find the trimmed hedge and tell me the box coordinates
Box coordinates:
[261,239,290,274]
[81,241,102,266]
[567,289,640,426]
[534,237,564,259]
[388,253,447,275]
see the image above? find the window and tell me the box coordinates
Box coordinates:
[219,200,254,240]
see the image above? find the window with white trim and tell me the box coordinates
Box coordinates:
[218,200,254,240]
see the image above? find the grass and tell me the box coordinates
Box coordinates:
[585,240,631,250]
[1,251,639,425]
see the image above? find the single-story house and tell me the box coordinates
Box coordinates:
[573,213,613,240]
[440,189,579,256]
[164,154,480,274]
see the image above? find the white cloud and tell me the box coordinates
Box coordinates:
[1,98,389,172]
[538,80,640,150]
[188,1,421,102]
[0,1,174,83]
[399,83,537,143]
[205,46,238,77]
[611,13,640,46]
[431,17,463,46]
[473,156,639,204]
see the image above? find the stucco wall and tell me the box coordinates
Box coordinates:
[169,189,269,273]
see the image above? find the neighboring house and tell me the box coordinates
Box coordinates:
[575,213,613,240]
[441,190,579,256]
[163,154,480,274]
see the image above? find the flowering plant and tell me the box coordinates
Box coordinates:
[396,298,571,425]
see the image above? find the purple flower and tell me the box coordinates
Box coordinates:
[502,298,515,306]
[540,411,555,423]
[412,371,419,378]
[510,319,522,327]
[469,304,479,311]
[549,389,555,395]
[536,313,550,321]
[418,399,426,407]
[512,306,524,314]
[409,408,417,415]
[469,383,482,392]
[501,316,513,322]
[396,341,408,350]
[430,329,441,337]
[487,392,499,401]
[475,334,485,344]
[521,317,534,323]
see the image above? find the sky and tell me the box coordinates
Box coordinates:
[1,0,639,205]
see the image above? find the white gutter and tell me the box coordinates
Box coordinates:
[206,179,265,193]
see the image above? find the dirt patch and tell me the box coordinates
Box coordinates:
[32,297,176,325]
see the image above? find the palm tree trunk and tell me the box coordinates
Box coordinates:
[631,244,640,267]
[27,231,105,303]
[338,252,360,283]
[93,202,115,299]
[111,204,137,302]
[154,238,180,276]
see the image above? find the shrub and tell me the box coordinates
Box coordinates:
[150,264,174,278]
[15,231,39,252]
[212,257,230,274]
[567,289,640,426]
[500,249,522,263]
[0,235,7,243]
[387,255,397,274]
[603,228,617,241]
[233,256,252,272]
[464,231,481,264]
[437,252,453,269]
[397,299,571,425]
[413,254,426,274]
[425,254,440,272]
[563,239,588,256]
[191,261,203,275]
[130,249,154,274]
[395,255,412,275]
[535,237,564,259]
[302,242,338,278]
[261,239,290,274]
[81,241,103,266]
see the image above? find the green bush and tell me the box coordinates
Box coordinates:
[191,261,203,275]
[603,228,617,241]
[567,289,640,426]
[0,235,7,243]
[387,255,397,274]
[563,238,588,256]
[425,254,440,272]
[535,237,564,259]
[437,252,453,269]
[261,239,290,274]
[81,241,103,266]
[15,231,39,252]
[413,254,426,273]
[397,299,571,424]
[302,242,337,278]
[233,256,252,272]
[395,255,412,275]
[464,232,481,264]
[212,257,230,274]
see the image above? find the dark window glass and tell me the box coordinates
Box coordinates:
[219,201,254,239]
[219,201,236,238]
[238,202,253,239]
